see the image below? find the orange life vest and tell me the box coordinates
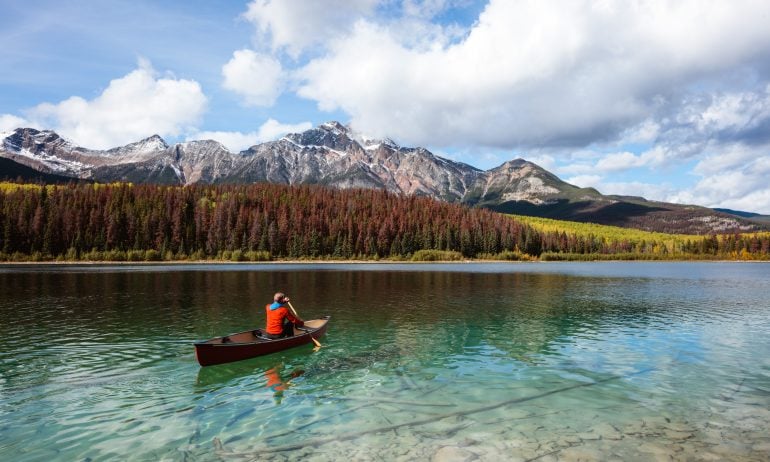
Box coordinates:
[265,303,303,335]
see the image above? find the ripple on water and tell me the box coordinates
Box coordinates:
[1,263,769,460]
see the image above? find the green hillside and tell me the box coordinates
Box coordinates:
[512,214,770,260]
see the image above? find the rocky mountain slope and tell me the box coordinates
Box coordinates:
[1,122,765,234]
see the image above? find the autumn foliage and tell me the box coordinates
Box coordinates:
[0,182,533,261]
[0,182,768,261]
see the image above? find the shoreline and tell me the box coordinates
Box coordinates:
[1,259,768,265]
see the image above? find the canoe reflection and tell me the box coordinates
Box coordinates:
[194,351,306,390]
[265,365,305,404]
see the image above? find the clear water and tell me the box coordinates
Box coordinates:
[1,262,769,461]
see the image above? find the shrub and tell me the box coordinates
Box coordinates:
[144,249,161,261]
[478,250,531,261]
[411,249,463,261]
[82,249,103,261]
[245,250,271,261]
[103,250,127,261]
[65,247,78,261]
[127,250,144,261]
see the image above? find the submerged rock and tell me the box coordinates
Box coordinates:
[432,446,477,462]
[593,422,623,440]
[559,446,605,462]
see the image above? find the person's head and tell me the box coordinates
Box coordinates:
[274,292,287,303]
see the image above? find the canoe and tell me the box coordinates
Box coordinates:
[194,316,330,367]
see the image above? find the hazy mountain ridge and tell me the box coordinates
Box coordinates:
[1,123,765,234]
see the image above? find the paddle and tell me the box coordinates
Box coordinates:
[287,301,322,348]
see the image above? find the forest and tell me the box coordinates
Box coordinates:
[518,214,770,260]
[0,182,768,261]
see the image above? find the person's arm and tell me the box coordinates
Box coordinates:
[283,307,304,327]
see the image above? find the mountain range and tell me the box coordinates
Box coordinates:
[1,122,766,234]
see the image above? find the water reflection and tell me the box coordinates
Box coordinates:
[265,365,305,404]
[1,263,769,461]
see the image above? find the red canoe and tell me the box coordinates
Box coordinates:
[194,316,330,366]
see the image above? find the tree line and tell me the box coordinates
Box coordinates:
[0,182,535,261]
[0,182,767,261]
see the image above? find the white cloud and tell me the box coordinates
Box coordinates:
[594,151,644,172]
[190,130,261,152]
[719,190,770,215]
[565,174,602,189]
[618,119,660,145]
[190,118,312,152]
[567,178,679,202]
[295,0,770,151]
[402,0,458,19]
[526,153,557,172]
[677,145,770,213]
[0,114,31,133]
[25,59,207,149]
[692,144,759,176]
[583,147,670,173]
[663,86,770,143]
[243,0,379,57]
[222,49,284,107]
[256,118,312,141]
[604,181,679,202]
[555,163,594,176]
[697,92,767,132]
[556,85,770,181]
[564,141,770,213]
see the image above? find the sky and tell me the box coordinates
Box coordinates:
[2,0,770,213]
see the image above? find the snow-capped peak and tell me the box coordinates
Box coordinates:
[133,134,169,152]
[100,134,168,163]
[180,139,229,152]
[348,127,399,151]
[319,121,347,135]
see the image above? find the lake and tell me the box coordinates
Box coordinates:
[1,262,769,461]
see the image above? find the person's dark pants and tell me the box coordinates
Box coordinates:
[265,321,295,339]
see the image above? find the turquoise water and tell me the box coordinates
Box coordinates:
[1,262,769,460]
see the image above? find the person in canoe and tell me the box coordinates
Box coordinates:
[265,292,304,339]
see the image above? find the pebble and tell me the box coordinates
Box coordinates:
[664,430,694,441]
[663,422,692,432]
[559,434,583,445]
[592,423,623,440]
[577,431,601,441]
[710,441,753,456]
[752,442,770,452]
[695,452,728,461]
[637,442,674,457]
[559,447,605,462]
[503,438,526,449]
[535,454,560,462]
[431,446,477,462]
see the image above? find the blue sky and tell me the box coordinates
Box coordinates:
[2,0,770,213]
